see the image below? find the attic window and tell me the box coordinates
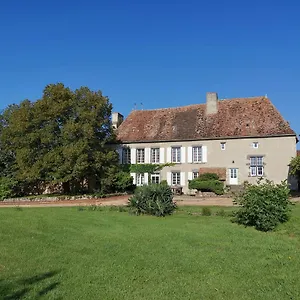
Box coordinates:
[220,142,226,150]
[252,142,259,149]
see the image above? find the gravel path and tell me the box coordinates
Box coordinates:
[0,195,235,207]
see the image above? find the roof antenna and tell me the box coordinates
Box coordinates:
[133,103,137,110]
[140,102,143,110]
[265,94,268,98]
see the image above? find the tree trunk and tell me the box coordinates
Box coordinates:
[62,181,70,194]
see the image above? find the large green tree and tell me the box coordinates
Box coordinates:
[1,83,118,194]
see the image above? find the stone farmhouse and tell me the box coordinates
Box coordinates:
[114,93,298,193]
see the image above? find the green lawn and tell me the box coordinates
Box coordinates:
[1,205,300,300]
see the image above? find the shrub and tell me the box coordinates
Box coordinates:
[114,171,135,193]
[202,207,212,216]
[198,173,219,181]
[215,209,226,217]
[160,180,168,186]
[233,180,292,232]
[188,179,224,195]
[128,184,177,216]
[0,177,16,200]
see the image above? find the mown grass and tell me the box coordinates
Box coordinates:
[0,205,300,299]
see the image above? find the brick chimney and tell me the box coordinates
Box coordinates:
[112,112,124,129]
[206,92,218,115]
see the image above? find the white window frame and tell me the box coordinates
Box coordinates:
[136,173,145,186]
[192,146,202,163]
[151,173,160,184]
[171,147,181,163]
[136,149,145,164]
[193,171,199,179]
[171,172,181,185]
[221,142,226,150]
[150,148,160,163]
[249,156,264,177]
[252,142,259,149]
[122,148,131,164]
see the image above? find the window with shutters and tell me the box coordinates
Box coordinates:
[192,146,202,163]
[136,149,145,164]
[151,148,160,163]
[249,156,264,177]
[122,148,131,164]
[171,147,181,163]
[136,173,145,186]
[171,172,181,185]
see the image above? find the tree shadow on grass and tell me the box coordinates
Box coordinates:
[1,270,61,299]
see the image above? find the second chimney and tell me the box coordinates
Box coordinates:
[206,92,218,115]
[112,112,124,129]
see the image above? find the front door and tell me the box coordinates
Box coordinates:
[229,168,238,185]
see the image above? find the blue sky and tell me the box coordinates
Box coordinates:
[0,0,299,146]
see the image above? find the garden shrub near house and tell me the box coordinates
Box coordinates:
[233,179,292,232]
[188,173,224,195]
[128,184,177,216]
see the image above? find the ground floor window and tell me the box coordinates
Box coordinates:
[151,174,160,184]
[136,173,145,186]
[172,172,181,185]
[250,156,264,177]
[193,171,199,179]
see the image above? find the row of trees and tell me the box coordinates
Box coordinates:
[0,83,133,198]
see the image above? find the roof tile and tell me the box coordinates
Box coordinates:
[117,96,295,143]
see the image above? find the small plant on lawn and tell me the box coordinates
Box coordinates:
[128,184,177,216]
[215,209,226,217]
[233,179,293,232]
[202,207,212,216]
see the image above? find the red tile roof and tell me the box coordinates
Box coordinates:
[117,96,295,143]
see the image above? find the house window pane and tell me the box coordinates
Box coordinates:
[171,147,181,163]
[136,173,144,186]
[151,148,160,163]
[151,174,160,184]
[250,156,264,177]
[192,146,202,163]
[136,149,145,163]
[193,171,199,179]
[172,172,180,185]
[257,167,264,176]
[122,148,131,164]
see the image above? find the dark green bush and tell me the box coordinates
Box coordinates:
[128,184,177,216]
[202,207,212,216]
[114,171,135,193]
[188,179,224,195]
[0,177,16,200]
[233,180,292,232]
[198,173,219,181]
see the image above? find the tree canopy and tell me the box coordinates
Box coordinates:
[0,83,119,195]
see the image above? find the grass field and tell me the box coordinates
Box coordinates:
[1,205,300,300]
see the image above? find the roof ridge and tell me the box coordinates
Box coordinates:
[130,96,266,113]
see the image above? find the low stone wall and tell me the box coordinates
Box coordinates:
[2,193,126,202]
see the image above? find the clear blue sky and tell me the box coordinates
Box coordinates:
[0,0,299,146]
